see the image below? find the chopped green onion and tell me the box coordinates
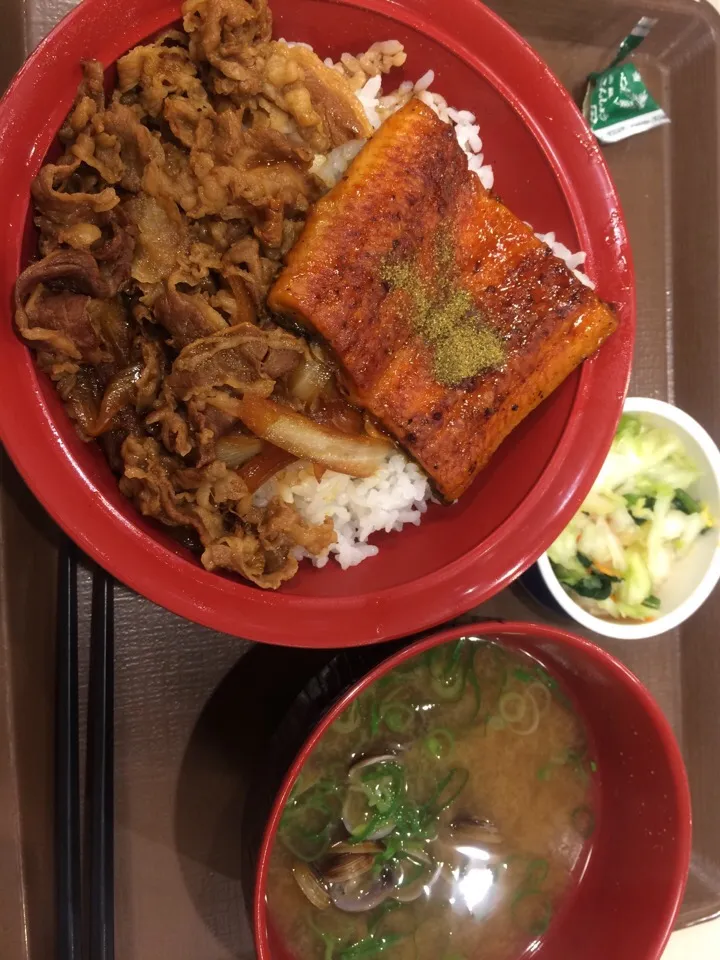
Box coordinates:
[284,777,339,812]
[513,667,534,683]
[524,858,549,891]
[590,760,598,773]
[468,668,482,718]
[511,891,553,938]
[642,595,661,610]
[377,836,401,863]
[280,825,333,862]
[499,692,528,725]
[359,762,404,815]
[310,918,342,960]
[350,811,393,844]
[280,786,339,837]
[338,932,403,958]
[370,701,381,736]
[425,728,454,759]
[428,767,469,813]
[334,700,362,734]
[380,701,414,734]
[443,639,466,677]
[534,666,553,687]
[536,764,552,782]
[391,799,437,842]
[428,643,469,702]
[346,762,405,842]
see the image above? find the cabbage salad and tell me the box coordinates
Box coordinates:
[548,415,714,620]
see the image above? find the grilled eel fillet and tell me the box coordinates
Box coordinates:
[268,99,618,500]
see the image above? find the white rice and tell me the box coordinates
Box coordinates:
[255,456,431,569]
[273,41,594,570]
[534,231,594,288]
[354,67,495,191]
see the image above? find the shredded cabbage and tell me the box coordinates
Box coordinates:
[548,415,714,620]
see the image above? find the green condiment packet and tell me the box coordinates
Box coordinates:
[583,17,669,144]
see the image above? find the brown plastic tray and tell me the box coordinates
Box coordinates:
[2,0,720,956]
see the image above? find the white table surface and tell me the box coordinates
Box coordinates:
[665,918,720,957]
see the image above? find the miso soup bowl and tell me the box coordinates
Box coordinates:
[253,621,691,960]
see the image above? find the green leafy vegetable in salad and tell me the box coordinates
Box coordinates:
[548,414,714,620]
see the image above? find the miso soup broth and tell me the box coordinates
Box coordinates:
[266,637,597,960]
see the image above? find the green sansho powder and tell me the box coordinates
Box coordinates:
[381,231,505,386]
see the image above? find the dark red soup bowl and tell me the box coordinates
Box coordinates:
[254,622,691,960]
[0,0,634,645]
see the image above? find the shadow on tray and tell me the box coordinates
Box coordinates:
[172,642,374,951]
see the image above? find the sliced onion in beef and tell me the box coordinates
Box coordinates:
[215,434,263,469]
[364,413,391,441]
[312,398,365,436]
[65,373,101,435]
[289,354,333,404]
[87,362,142,436]
[237,443,297,493]
[212,394,393,478]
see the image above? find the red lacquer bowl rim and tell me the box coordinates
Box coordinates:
[253,621,692,959]
[0,0,634,646]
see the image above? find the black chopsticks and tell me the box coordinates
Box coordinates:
[87,568,115,960]
[55,541,82,960]
[55,541,115,960]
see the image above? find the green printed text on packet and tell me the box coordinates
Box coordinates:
[583,17,669,144]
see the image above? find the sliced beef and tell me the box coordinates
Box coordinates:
[167,322,303,401]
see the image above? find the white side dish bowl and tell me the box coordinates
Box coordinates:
[537,397,720,639]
